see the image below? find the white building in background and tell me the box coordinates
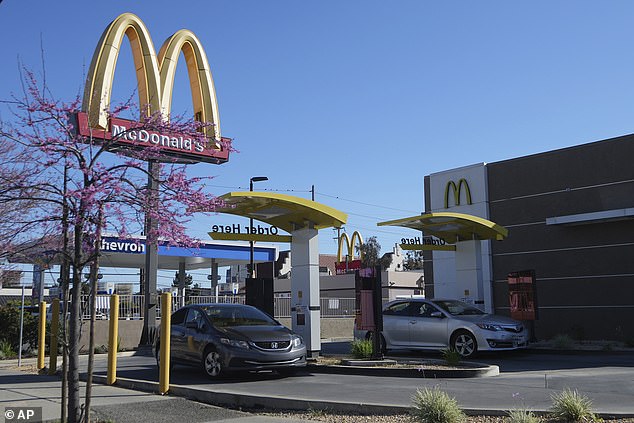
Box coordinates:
[272,251,423,300]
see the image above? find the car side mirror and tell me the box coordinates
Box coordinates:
[430,311,444,318]
[185,321,198,330]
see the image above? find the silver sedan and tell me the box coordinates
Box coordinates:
[362,298,529,358]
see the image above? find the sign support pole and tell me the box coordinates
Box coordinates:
[141,161,159,348]
[290,226,321,357]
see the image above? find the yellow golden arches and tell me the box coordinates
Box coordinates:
[82,13,160,130]
[444,178,472,208]
[82,12,221,140]
[158,30,220,140]
[337,231,364,262]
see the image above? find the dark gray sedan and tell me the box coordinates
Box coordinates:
[155,303,306,378]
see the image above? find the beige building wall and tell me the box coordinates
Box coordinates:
[274,270,423,299]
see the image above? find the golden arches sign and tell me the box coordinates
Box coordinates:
[78,12,228,164]
[336,231,364,262]
[444,178,472,209]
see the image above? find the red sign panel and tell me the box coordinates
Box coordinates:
[356,289,375,331]
[335,259,362,275]
[508,270,537,321]
[74,112,230,164]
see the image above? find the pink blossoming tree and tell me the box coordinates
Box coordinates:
[0,68,232,423]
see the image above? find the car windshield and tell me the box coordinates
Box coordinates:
[431,300,485,316]
[201,305,278,327]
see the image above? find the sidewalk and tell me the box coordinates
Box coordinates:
[0,364,315,423]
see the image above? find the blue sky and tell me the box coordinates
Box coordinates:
[3,1,634,286]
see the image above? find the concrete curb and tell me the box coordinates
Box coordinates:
[307,361,500,378]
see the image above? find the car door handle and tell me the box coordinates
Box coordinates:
[409,320,417,324]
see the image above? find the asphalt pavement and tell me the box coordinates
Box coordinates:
[1,342,633,422]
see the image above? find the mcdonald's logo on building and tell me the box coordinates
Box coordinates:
[444,178,472,208]
[74,13,230,164]
[335,231,363,275]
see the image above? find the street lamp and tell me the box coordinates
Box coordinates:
[249,176,268,278]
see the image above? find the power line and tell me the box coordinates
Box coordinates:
[342,224,416,236]
[208,185,420,215]
[316,191,419,214]
[207,184,312,194]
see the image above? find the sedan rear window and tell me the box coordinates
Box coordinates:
[202,305,278,327]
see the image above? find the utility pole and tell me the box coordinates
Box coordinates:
[249,176,268,278]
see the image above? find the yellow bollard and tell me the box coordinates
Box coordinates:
[107,294,119,385]
[37,301,47,370]
[159,293,171,394]
[48,299,60,375]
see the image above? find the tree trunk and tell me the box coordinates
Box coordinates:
[60,162,70,423]
[84,209,103,423]
[83,261,97,423]
[60,257,70,423]
[67,225,83,423]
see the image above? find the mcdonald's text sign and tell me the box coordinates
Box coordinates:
[77,13,230,165]
[75,113,230,164]
[335,259,362,275]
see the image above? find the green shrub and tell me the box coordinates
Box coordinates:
[350,339,373,359]
[551,334,574,350]
[411,387,466,423]
[441,348,461,366]
[550,388,597,422]
[508,408,540,423]
[0,340,16,359]
[0,301,40,351]
[94,345,108,354]
[307,407,327,419]
[601,343,614,352]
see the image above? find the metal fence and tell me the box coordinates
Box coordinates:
[80,295,357,320]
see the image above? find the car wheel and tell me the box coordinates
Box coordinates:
[365,331,387,354]
[202,348,223,378]
[451,330,477,358]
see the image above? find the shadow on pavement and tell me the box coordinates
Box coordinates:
[92,357,315,387]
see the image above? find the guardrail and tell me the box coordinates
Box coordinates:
[80,295,358,320]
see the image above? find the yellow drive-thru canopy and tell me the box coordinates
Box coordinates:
[216,192,347,233]
[378,212,508,243]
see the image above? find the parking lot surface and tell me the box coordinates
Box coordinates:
[86,344,634,416]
